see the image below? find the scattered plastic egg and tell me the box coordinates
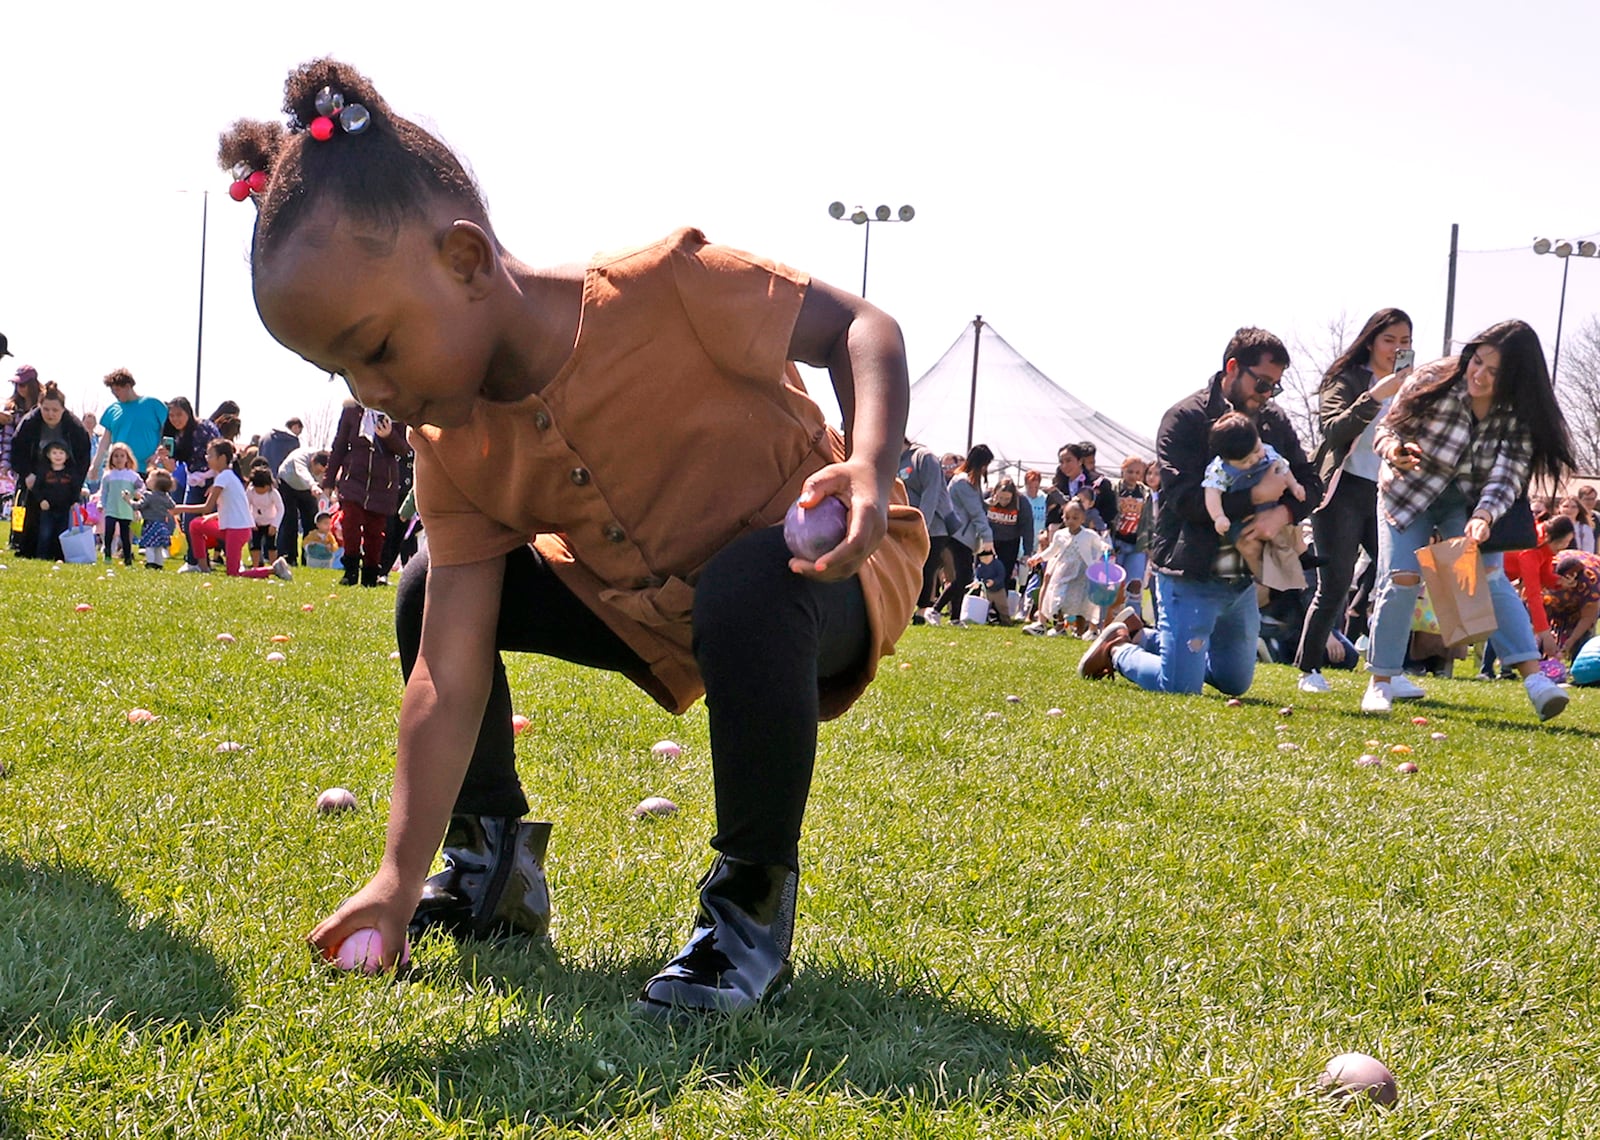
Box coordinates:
[632,796,679,818]
[651,740,682,759]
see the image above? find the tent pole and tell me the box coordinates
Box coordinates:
[966,315,985,452]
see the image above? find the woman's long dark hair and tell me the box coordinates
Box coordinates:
[956,443,994,480]
[161,397,203,458]
[1322,307,1412,384]
[1387,319,1574,487]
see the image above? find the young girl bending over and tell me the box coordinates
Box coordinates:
[126,469,178,569]
[172,439,294,580]
[221,59,926,1017]
[99,443,144,565]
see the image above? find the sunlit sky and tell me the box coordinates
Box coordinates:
[5,0,1598,450]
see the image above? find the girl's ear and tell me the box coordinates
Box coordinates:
[438,222,497,299]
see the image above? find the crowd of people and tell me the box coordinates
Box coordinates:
[0,356,420,587]
[900,313,1595,720]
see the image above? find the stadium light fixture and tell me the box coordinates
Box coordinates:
[1531,233,1600,381]
[827,199,917,299]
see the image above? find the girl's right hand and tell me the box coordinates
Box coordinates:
[1387,441,1422,472]
[307,865,420,971]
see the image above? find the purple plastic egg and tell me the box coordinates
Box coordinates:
[783,497,849,561]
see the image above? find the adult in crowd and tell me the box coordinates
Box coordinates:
[93,369,168,473]
[326,401,411,587]
[1575,485,1599,551]
[1544,548,1600,662]
[928,443,995,625]
[276,445,331,566]
[985,476,1034,591]
[1108,455,1156,618]
[160,396,222,567]
[259,417,303,477]
[1021,469,1049,548]
[1555,495,1595,555]
[899,438,955,625]
[1363,320,1574,720]
[2,364,42,550]
[1080,328,1317,693]
[10,382,93,559]
[1293,308,1414,695]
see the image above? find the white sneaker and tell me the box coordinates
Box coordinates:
[1297,671,1331,694]
[1021,622,1046,636]
[923,608,941,626]
[272,556,294,581]
[1361,680,1393,715]
[177,563,200,574]
[1388,674,1427,700]
[1525,673,1570,722]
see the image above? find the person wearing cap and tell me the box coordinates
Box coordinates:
[92,369,168,475]
[0,333,13,360]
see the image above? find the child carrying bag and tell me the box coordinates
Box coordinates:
[59,506,98,565]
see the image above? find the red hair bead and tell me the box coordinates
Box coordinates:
[228,180,251,202]
[247,170,268,194]
[309,116,335,142]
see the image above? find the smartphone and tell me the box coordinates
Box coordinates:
[160,435,176,453]
[1394,348,1415,372]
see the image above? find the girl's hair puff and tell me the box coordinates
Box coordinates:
[218,58,487,260]
[107,442,137,470]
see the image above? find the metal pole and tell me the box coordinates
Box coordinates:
[1552,256,1572,382]
[195,190,208,410]
[1442,222,1459,356]
[860,220,871,298]
[966,315,985,452]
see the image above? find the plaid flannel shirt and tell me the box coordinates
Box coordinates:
[1374,363,1532,531]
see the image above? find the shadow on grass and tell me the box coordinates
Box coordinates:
[0,856,235,1050]
[381,942,1081,1128]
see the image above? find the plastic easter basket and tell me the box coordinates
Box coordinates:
[1086,555,1126,607]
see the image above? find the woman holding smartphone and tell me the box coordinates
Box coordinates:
[1293,308,1414,694]
[1362,320,1574,720]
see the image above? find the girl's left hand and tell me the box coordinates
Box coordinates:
[788,459,888,581]
[1464,517,1491,545]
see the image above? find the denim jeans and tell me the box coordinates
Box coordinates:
[1111,538,1148,616]
[1366,486,1539,676]
[1111,571,1260,695]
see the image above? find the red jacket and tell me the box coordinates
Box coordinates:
[1502,526,1560,633]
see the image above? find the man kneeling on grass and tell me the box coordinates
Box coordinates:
[1078,327,1317,695]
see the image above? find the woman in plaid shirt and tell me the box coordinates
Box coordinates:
[1362,320,1575,719]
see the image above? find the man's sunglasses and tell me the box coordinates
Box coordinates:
[1244,366,1282,398]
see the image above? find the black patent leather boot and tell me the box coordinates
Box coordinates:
[634,855,797,1020]
[408,816,552,940]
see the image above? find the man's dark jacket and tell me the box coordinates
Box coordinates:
[1150,373,1319,580]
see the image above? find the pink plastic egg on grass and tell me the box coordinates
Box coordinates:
[388,650,401,660]
[1317,1051,1398,1108]
[1005,694,1023,704]
[633,796,679,818]
[266,652,287,663]
[1226,698,1243,707]
[1397,761,1419,774]
[1411,716,1429,726]
[301,603,315,613]
[74,603,93,613]
[1277,742,1299,752]
[1046,708,1065,717]
[783,496,849,562]
[511,714,531,736]
[216,741,244,754]
[651,740,682,759]
[126,708,157,725]
[216,633,236,644]
[1356,753,1383,767]
[316,787,358,813]
[1278,706,1293,717]
[898,662,913,670]
[332,927,410,973]
[1430,732,1447,742]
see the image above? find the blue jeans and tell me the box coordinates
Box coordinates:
[1111,538,1148,616]
[1367,487,1538,676]
[1111,572,1260,695]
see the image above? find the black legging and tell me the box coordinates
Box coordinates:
[103,517,132,563]
[396,527,868,871]
[1295,472,1378,673]
[278,485,320,566]
[993,536,1022,589]
[931,536,975,619]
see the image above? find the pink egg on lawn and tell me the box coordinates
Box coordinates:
[333,927,410,973]
[633,795,679,818]
[1318,1051,1398,1107]
[898,662,913,670]
[1397,761,1419,774]
[388,650,401,660]
[266,652,287,663]
[1005,694,1023,704]
[301,603,315,613]
[1277,742,1298,752]
[126,708,157,725]
[216,741,244,753]
[216,633,236,644]
[1356,754,1383,767]
[74,603,93,613]
[511,714,531,736]
[651,740,682,759]
[1411,716,1429,726]
[1430,732,1447,741]
[316,787,358,813]
[1226,698,1243,707]
[1046,708,1065,717]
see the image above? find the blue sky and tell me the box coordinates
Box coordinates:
[4,0,1596,447]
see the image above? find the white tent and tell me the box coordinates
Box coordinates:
[904,318,1157,471]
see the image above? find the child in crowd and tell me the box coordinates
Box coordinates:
[222,58,926,1015]
[1109,456,1155,618]
[1027,501,1109,635]
[31,441,81,561]
[1204,411,1307,584]
[1075,486,1106,534]
[973,548,1012,625]
[125,469,178,569]
[246,466,285,567]
[301,510,340,569]
[99,442,144,566]
[172,439,293,580]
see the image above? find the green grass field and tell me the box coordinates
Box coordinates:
[1,551,1597,1138]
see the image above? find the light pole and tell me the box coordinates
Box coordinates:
[1533,236,1599,382]
[827,201,915,299]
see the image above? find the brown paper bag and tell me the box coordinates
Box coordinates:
[1415,537,1497,647]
